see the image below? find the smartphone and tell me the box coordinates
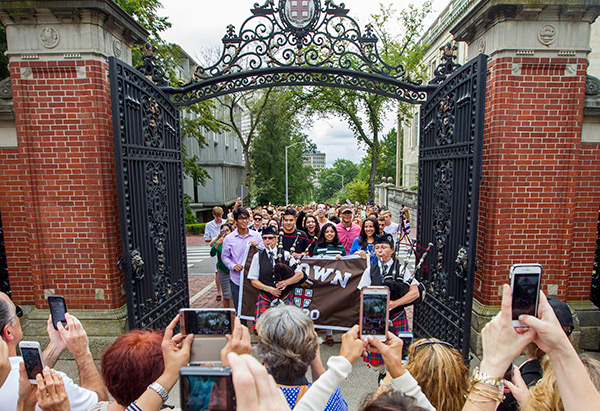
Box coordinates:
[503,363,514,382]
[48,295,67,330]
[180,309,235,364]
[19,341,44,384]
[180,366,235,411]
[360,286,390,341]
[397,332,414,361]
[510,263,542,328]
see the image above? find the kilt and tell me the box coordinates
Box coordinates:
[363,310,409,367]
[254,291,293,326]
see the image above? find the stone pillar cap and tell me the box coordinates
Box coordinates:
[1,0,148,44]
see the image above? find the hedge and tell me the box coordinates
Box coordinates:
[186,223,206,235]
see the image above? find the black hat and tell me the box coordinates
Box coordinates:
[374,234,394,248]
[261,226,278,237]
[547,296,574,334]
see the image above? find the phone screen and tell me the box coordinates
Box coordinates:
[48,297,67,330]
[512,273,540,320]
[182,310,232,335]
[181,374,235,411]
[362,293,388,336]
[21,347,43,380]
[398,333,414,360]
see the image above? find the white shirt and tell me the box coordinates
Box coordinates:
[357,259,419,289]
[203,218,224,241]
[247,247,298,281]
[383,222,399,244]
[0,356,98,411]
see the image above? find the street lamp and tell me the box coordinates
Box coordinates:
[285,141,303,205]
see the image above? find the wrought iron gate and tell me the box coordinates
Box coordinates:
[414,54,487,359]
[109,57,189,330]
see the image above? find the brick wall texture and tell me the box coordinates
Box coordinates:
[475,56,599,305]
[0,59,124,309]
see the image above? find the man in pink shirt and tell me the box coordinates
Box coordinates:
[335,204,361,254]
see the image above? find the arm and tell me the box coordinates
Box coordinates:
[133,314,193,411]
[251,280,281,297]
[389,284,419,310]
[43,316,66,368]
[462,285,535,411]
[519,291,600,411]
[295,326,365,411]
[221,238,236,271]
[57,314,108,401]
[276,270,305,291]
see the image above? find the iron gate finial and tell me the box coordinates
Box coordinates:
[429,42,461,85]
[136,43,168,87]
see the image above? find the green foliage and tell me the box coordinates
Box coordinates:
[184,194,198,224]
[250,90,315,205]
[0,26,8,80]
[317,159,359,201]
[186,223,206,235]
[297,1,431,199]
[215,89,278,188]
[338,178,370,204]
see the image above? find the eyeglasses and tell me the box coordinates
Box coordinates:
[413,340,454,357]
[262,236,276,240]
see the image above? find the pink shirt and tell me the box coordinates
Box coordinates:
[336,222,361,255]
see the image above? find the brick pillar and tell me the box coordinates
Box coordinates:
[0,1,147,339]
[453,1,600,351]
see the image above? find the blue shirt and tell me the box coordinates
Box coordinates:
[279,385,348,411]
[349,237,377,266]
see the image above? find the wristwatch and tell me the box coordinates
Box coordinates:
[148,382,169,403]
[471,367,504,390]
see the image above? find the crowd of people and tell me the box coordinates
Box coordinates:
[1,201,599,410]
[2,286,599,411]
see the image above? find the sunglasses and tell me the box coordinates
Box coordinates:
[254,217,262,221]
[262,236,276,240]
[412,340,454,357]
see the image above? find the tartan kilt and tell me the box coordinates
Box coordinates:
[254,291,293,325]
[363,310,409,367]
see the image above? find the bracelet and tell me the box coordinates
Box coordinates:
[148,382,169,403]
[471,367,504,390]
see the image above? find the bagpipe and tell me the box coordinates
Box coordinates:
[271,231,316,299]
[382,239,433,311]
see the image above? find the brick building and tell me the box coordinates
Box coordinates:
[401,0,600,351]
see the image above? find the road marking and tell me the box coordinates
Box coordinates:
[190,280,216,304]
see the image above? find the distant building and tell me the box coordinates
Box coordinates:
[175,50,245,222]
[303,151,326,173]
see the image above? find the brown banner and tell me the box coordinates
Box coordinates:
[239,246,367,330]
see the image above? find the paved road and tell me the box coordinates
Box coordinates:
[180,244,415,409]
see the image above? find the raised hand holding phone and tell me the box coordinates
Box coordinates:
[509,264,542,328]
[360,287,390,341]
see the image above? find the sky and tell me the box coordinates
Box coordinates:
[158,0,450,166]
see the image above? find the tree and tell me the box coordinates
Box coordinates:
[339,178,369,204]
[299,1,431,200]
[215,89,276,190]
[317,159,359,201]
[0,26,8,80]
[250,90,315,205]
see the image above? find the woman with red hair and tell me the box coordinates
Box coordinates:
[89,315,193,411]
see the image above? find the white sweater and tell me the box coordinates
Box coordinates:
[295,355,435,411]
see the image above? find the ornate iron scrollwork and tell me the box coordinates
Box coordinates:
[455,247,467,279]
[146,163,173,305]
[159,0,433,105]
[429,43,461,85]
[130,249,145,280]
[136,43,169,87]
